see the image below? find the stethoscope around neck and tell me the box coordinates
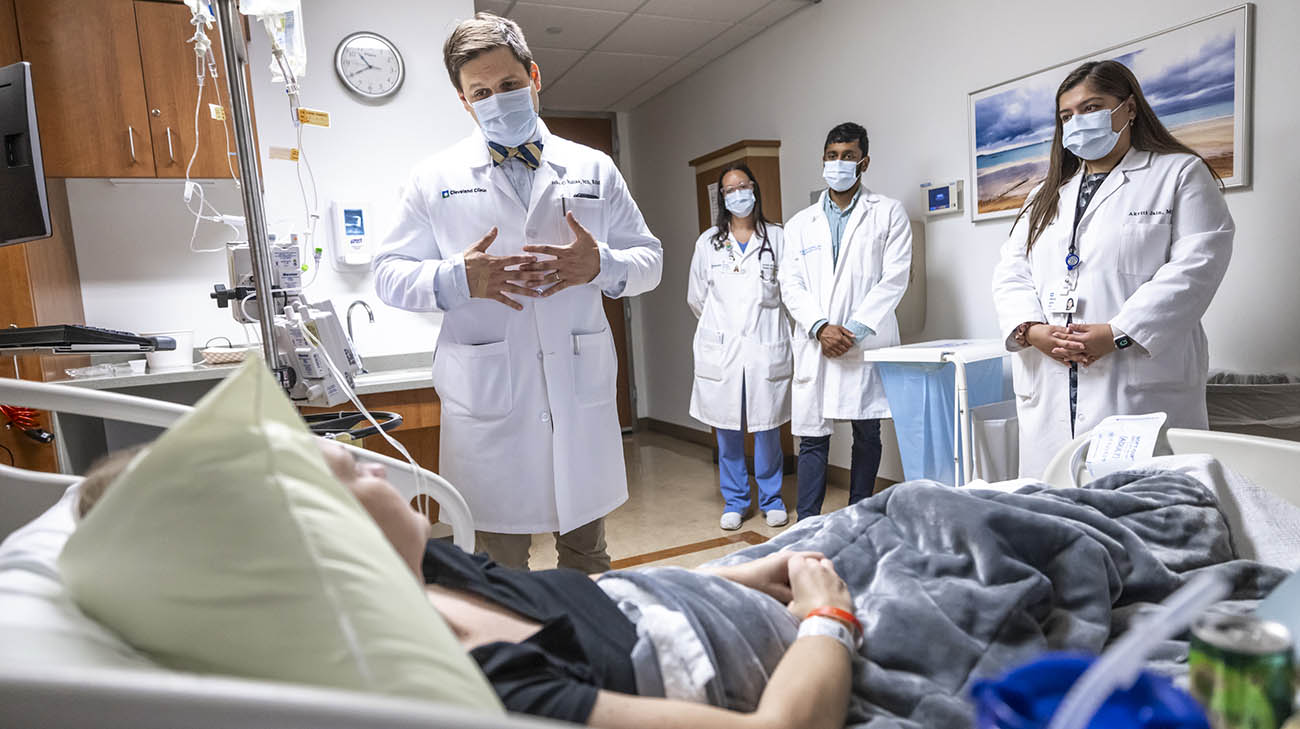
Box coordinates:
[756,236,777,283]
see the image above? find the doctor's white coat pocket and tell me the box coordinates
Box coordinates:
[433,340,513,418]
[572,330,616,406]
[792,340,819,385]
[564,197,609,244]
[764,339,793,381]
[1011,348,1041,402]
[1117,223,1171,277]
[693,328,725,382]
[758,278,781,309]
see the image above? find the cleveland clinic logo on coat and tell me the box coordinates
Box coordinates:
[441,187,488,199]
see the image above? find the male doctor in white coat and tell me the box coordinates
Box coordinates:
[373,13,662,572]
[779,122,912,522]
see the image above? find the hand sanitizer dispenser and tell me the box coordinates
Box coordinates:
[330,201,374,269]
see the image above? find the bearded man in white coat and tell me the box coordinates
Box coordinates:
[373,14,662,572]
[779,123,912,521]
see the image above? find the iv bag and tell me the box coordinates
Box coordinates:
[241,0,306,82]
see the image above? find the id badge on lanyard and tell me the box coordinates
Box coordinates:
[1048,241,1082,314]
[1046,287,1078,314]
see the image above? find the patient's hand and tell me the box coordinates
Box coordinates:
[785,554,853,619]
[705,551,825,604]
[319,441,431,580]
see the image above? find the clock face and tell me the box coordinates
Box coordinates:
[335,33,404,99]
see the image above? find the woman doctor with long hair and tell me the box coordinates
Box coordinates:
[992,59,1234,478]
[688,163,793,530]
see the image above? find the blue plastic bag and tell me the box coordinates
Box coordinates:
[970,653,1209,729]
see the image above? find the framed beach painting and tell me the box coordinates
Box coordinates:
[968,4,1253,221]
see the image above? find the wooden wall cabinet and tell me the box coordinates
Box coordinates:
[14,0,245,179]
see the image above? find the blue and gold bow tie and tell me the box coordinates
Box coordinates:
[487,140,543,170]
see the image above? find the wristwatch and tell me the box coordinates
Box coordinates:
[1114,334,1134,350]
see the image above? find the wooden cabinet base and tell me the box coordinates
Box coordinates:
[299,388,442,525]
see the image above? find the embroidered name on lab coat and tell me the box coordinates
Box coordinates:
[551,178,601,186]
[1128,208,1172,216]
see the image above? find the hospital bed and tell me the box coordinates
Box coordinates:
[0,376,474,550]
[1041,426,1300,507]
[0,376,574,729]
[3,378,1300,729]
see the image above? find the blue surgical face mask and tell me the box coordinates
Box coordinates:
[724,188,756,217]
[471,86,539,148]
[1062,100,1131,161]
[823,159,861,192]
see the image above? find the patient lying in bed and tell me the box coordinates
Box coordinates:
[76,441,1287,729]
[78,442,859,729]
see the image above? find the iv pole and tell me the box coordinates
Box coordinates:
[213,0,285,385]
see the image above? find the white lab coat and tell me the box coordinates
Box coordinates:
[779,189,913,437]
[992,149,1233,478]
[687,225,792,432]
[373,123,663,534]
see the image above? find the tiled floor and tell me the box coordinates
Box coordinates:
[525,431,850,571]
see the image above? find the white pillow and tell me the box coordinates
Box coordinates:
[0,484,157,670]
[58,361,503,712]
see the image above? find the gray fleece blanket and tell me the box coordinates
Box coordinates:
[605,471,1286,729]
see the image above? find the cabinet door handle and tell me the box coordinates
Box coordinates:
[166,127,175,164]
[128,126,137,163]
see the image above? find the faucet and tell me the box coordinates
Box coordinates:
[347,301,375,370]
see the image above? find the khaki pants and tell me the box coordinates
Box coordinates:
[475,517,610,573]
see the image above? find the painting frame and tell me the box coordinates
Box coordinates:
[967,3,1254,222]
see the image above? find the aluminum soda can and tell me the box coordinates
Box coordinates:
[1189,609,1295,729]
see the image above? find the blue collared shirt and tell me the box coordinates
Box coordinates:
[823,187,861,269]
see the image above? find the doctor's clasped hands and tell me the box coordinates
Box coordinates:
[463,227,539,311]
[518,210,602,298]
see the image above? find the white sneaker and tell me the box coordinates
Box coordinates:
[720,512,743,530]
[765,509,789,527]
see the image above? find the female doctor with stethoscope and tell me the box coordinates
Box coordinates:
[992,59,1234,478]
[688,163,792,530]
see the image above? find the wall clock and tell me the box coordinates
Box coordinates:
[334,32,404,99]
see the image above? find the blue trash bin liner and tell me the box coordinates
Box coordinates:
[877,359,1004,484]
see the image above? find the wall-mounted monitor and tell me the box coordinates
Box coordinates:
[0,62,50,247]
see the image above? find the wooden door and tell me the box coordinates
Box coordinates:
[0,0,19,65]
[541,115,636,430]
[135,0,235,179]
[15,0,155,177]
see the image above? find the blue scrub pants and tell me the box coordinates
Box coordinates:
[796,419,881,521]
[715,381,785,515]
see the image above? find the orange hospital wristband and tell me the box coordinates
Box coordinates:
[805,606,862,637]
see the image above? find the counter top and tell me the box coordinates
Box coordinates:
[55,352,434,396]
